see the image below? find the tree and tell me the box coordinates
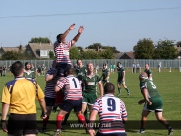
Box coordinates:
[82,50,100,59]
[1,51,21,60]
[154,39,178,59]
[133,38,155,59]
[87,43,103,51]
[102,46,120,53]
[29,37,50,43]
[49,50,55,59]
[70,46,80,59]
[100,48,114,59]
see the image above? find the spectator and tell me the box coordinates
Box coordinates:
[136,62,140,73]
[41,64,46,76]
[95,64,99,74]
[158,62,161,73]
[8,64,12,76]
[1,61,47,136]
[2,65,6,76]
[0,66,2,76]
[37,64,42,76]
[132,63,136,73]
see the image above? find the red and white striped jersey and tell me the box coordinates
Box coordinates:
[57,75,82,100]
[54,41,72,64]
[44,68,57,98]
[92,94,127,134]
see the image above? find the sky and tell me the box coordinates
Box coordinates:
[0,0,181,52]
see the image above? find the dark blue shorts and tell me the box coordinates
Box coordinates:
[60,99,82,113]
[96,131,127,136]
[56,63,71,77]
[45,97,56,106]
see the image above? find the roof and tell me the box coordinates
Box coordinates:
[27,43,53,58]
[119,52,135,59]
[1,46,26,52]
[113,52,124,59]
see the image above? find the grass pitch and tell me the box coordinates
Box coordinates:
[0,68,180,136]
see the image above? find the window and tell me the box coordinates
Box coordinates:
[40,50,47,56]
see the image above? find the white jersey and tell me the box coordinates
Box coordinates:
[92,94,127,134]
[57,75,82,100]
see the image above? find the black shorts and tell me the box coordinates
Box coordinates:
[60,99,82,113]
[45,97,56,106]
[56,63,71,77]
[96,131,127,136]
[8,113,38,135]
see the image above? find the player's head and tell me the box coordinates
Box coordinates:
[56,34,63,43]
[11,61,24,77]
[103,63,107,69]
[87,62,94,73]
[139,72,148,81]
[145,63,149,69]
[104,83,115,94]
[65,67,74,76]
[117,62,121,67]
[25,62,31,70]
[77,59,83,66]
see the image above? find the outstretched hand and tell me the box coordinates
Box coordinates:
[78,26,84,34]
[69,23,76,30]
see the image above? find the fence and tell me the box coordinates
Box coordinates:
[0,59,181,70]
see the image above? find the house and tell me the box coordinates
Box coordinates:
[25,43,54,58]
[119,52,135,59]
[114,52,124,59]
[114,52,135,59]
[0,45,26,57]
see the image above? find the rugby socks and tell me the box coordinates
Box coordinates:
[78,114,87,128]
[56,115,64,130]
[125,87,130,93]
[118,88,121,94]
[166,124,172,129]
[43,116,49,129]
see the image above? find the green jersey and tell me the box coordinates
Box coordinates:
[144,69,152,78]
[82,73,101,93]
[24,69,36,79]
[102,68,109,80]
[75,65,87,81]
[117,67,124,79]
[140,79,161,98]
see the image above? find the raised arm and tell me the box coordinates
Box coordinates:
[60,23,76,42]
[72,26,84,45]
